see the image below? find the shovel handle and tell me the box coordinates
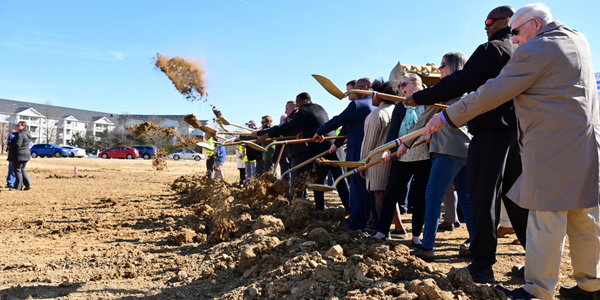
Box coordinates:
[283,135,347,145]
[346,90,448,109]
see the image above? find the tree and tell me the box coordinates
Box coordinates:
[40,101,61,144]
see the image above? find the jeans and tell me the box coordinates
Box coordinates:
[422,154,473,250]
[7,161,15,187]
[244,161,256,182]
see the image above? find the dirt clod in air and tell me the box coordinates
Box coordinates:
[154,53,207,102]
[152,158,167,171]
[184,114,216,138]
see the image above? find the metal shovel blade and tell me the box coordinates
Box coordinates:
[312,75,345,100]
[307,184,337,192]
[320,161,365,168]
[244,141,267,152]
[196,142,215,151]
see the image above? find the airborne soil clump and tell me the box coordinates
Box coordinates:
[0,159,576,299]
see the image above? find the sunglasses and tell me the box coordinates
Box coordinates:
[399,82,412,88]
[511,18,534,36]
[485,17,506,26]
[439,62,446,69]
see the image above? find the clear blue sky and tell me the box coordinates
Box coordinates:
[1,0,599,127]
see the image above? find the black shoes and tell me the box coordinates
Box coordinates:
[495,286,535,300]
[559,285,600,300]
[467,264,495,284]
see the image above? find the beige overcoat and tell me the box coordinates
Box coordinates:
[444,21,600,211]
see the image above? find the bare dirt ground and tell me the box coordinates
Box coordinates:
[0,156,577,299]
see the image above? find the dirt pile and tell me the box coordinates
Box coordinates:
[163,173,508,299]
[154,53,207,102]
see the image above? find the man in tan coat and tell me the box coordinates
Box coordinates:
[426,3,600,300]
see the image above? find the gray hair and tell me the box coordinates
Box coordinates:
[443,52,467,75]
[509,2,553,27]
[402,73,423,90]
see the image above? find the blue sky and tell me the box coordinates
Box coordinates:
[1,0,599,127]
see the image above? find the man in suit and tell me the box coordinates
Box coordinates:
[404,5,529,283]
[256,92,341,210]
[426,3,600,299]
[314,77,376,230]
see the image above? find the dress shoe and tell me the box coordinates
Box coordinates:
[437,222,454,231]
[495,286,535,300]
[390,228,408,238]
[559,285,600,300]
[24,186,32,190]
[512,264,525,278]
[454,221,461,228]
[410,246,434,262]
[497,226,515,238]
[467,264,496,284]
[459,249,473,259]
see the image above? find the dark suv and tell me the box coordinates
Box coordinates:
[131,145,158,159]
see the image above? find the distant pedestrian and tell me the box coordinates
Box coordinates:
[8,121,32,190]
[4,125,16,188]
[213,142,226,180]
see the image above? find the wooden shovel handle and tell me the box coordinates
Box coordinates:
[282,135,347,145]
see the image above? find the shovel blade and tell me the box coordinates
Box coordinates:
[307,184,336,192]
[196,142,215,151]
[244,141,267,152]
[312,75,345,100]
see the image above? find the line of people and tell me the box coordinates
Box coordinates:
[226,3,599,299]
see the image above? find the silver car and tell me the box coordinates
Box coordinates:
[168,150,205,161]
[61,145,87,158]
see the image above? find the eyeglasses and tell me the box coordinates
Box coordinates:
[399,82,411,88]
[511,18,534,36]
[485,17,506,26]
[439,62,446,69]
[261,120,267,123]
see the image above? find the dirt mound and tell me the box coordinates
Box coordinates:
[163,172,508,300]
[153,53,207,102]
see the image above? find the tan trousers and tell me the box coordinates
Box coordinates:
[214,161,224,180]
[524,205,600,300]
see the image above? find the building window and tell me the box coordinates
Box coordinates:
[31,117,37,121]
[67,121,71,125]
[19,116,27,120]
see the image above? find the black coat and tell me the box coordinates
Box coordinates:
[413,27,517,135]
[269,102,335,158]
[8,131,31,162]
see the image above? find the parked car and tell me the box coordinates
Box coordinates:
[61,145,87,158]
[168,150,205,161]
[30,143,71,158]
[98,146,139,159]
[131,145,157,160]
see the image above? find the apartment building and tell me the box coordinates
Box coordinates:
[0,98,209,146]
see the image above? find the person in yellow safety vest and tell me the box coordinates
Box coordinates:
[236,144,248,186]
[205,137,215,178]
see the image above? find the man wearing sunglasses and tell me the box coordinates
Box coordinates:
[426,3,600,300]
[403,5,529,284]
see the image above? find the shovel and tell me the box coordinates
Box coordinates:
[220,141,267,152]
[279,148,335,179]
[265,135,347,150]
[196,142,215,151]
[307,128,425,191]
[308,150,400,192]
[312,74,448,110]
[318,136,428,168]
[217,116,255,132]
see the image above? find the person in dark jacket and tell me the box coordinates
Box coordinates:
[8,121,32,191]
[403,5,528,283]
[314,78,376,230]
[256,92,340,210]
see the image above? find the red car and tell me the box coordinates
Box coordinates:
[98,146,140,159]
